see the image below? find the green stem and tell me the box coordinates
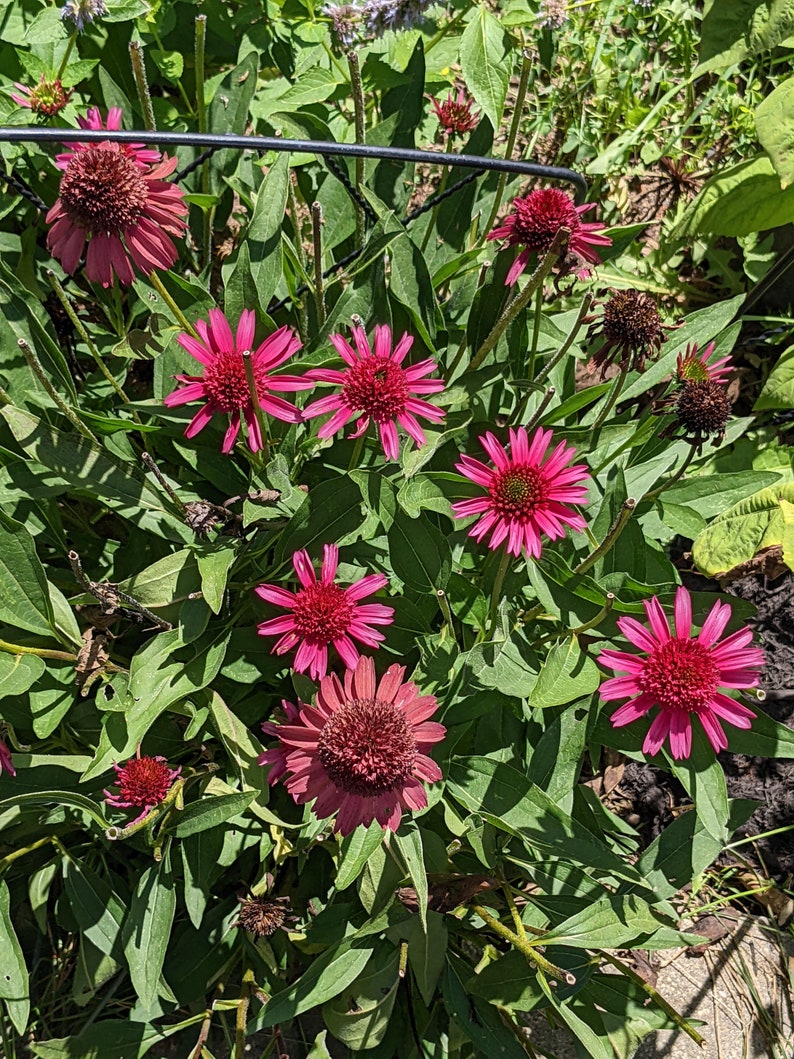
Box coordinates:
[513,385,555,430]
[420,140,452,254]
[287,176,309,337]
[56,34,77,81]
[526,285,544,381]
[598,951,704,1046]
[574,499,636,576]
[591,365,628,433]
[129,40,157,132]
[0,638,76,661]
[242,351,270,463]
[435,589,458,647]
[347,433,366,471]
[0,382,11,405]
[471,904,575,985]
[534,291,594,386]
[18,338,99,443]
[425,6,467,52]
[148,270,197,335]
[140,452,188,515]
[0,834,61,870]
[347,50,367,248]
[487,550,512,639]
[311,202,326,327]
[469,227,567,374]
[568,593,614,636]
[642,447,697,503]
[445,260,491,380]
[105,780,186,841]
[195,15,212,268]
[482,49,533,241]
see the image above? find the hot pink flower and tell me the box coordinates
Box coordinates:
[46,114,188,287]
[53,106,162,169]
[429,88,480,138]
[103,755,181,824]
[11,75,72,117]
[303,324,445,461]
[164,308,310,453]
[487,187,611,286]
[256,544,394,680]
[0,738,15,778]
[452,426,590,558]
[676,341,732,386]
[599,586,764,760]
[258,655,445,835]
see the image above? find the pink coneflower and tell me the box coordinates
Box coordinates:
[429,89,480,138]
[676,341,732,386]
[0,738,15,778]
[53,106,161,169]
[164,308,310,453]
[46,116,188,287]
[103,755,181,824]
[451,426,590,558]
[258,655,445,835]
[303,324,445,461]
[11,75,72,117]
[255,544,394,680]
[599,586,764,760]
[487,187,611,286]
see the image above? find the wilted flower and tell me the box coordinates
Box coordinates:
[103,755,181,824]
[259,655,445,835]
[255,544,394,681]
[538,0,568,28]
[429,89,480,139]
[599,585,763,760]
[451,426,590,558]
[362,0,434,35]
[164,309,310,453]
[61,0,107,30]
[587,290,670,376]
[674,379,732,445]
[11,76,72,117]
[46,109,188,288]
[236,894,295,938]
[303,324,445,461]
[676,341,732,386]
[487,187,611,286]
[0,738,15,778]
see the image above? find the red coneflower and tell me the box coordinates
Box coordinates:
[46,108,187,288]
[451,426,590,558]
[255,544,394,680]
[0,738,15,778]
[599,586,764,760]
[303,324,445,461]
[11,75,72,117]
[487,187,611,286]
[258,655,445,835]
[164,308,310,453]
[54,106,162,168]
[429,88,480,138]
[676,341,732,386]
[103,755,181,824]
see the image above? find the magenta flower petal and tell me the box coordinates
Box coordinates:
[103,755,180,825]
[598,585,764,760]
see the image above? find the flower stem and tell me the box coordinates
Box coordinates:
[420,140,453,254]
[568,593,614,636]
[534,291,594,386]
[347,50,367,248]
[591,364,628,433]
[195,14,212,269]
[482,48,533,241]
[471,903,575,985]
[129,40,157,132]
[242,351,270,463]
[0,834,62,870]
[642,447,697,503]
[0,638,76,661]
[347,433,366,471]
[18,338,99,443]
[435,589,458,647]
[141,451,188,515]
[513,385,555,430]
[574,499,636,575]
[487,549,512,639]
[445,260,490,381]
[148,270,198,336]
[287,176,310,338]
[56,34,77,81]
[469,227,567,374]
[526,285,544,381]
[311,201,326,327]
[598,951,704,1046]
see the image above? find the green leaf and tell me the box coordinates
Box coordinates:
[0,790,111,831]
[278,478,366,559]
[151,48,183,82]
[465,636,539,698]
[394,821,428,932]
[699,0,794,69]
[208,52,259,182]
[672,155,794,239]
[196,546,236,614]
[539,894,700,950]
[691,482,794,576]
[668,727,730,842]
[245,154,290,310]
[729,706,794,757]
[117,549,197,608]
[336,822,385,890]
[466,949,545,1011]
[756,75,794,188]
[529,636,600,708]
[322,947,400,1050]
[0,878,29,1035]
[755,344,794,410]
[528,699,589,801]
[181,828,224,929]
[63,859,126,964]
[663,471,782,517]
[30,1020,181,1059]
[459,7,512,129]
[167,790,256,838]
[122,856,176,1011]
[388,508,451,591]
[544,990,613,1059]
[443,953,530,1059]
[0,653,45,695]
[389,913,448,1007]
[0,510,54,638]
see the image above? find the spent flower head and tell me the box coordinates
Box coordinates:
[323,2,363,46]
[255,544,394,681]
[259,655,445,835]
[303,324,445,461]
[599,586,763,760]
[236,894,295,938]
[487,187,611,286]
[452,426,590,558]
[587,290,671,376]
[164,308,310,454]
[674,379,732,445]
[103,755,181,825]
[11,76,72,118]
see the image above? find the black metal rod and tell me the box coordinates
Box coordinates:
[0,127,589,202]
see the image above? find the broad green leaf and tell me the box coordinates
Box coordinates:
[246,154,290,310]
[208,52,259,183]
[545,990,613,1059]
[388,913,448,1007]
[729,706,794,758]
[443,954,530,1059]
[755,344,794,410]
[465,636,539,698]
[122,856,176,1011]
[0,879,29,1035]
[29,1020,184,1059]
[528,699,589,801]
[0,510,54,637]
[394,821,428,932]
[118,550,198,608]
[663,471,782,517]
[459,7,512,129]
[538,894,701,950]
[672,155,794,238]
[756,75,794,188]
[167,790,256,838]
[277,477,366,559]
[322,947,400,1050]
[388,508,451,591]
[0,652,45,695]
[668,728,730,842]
[0,790,111,832]
[181,828,224,929]
[700,0,794,69]
[691,482,794,576]
[196,546,236,614]
[529,636,599,708]
[466,950,544,1012]
[336,822,385,890]
[63,859,126,963]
